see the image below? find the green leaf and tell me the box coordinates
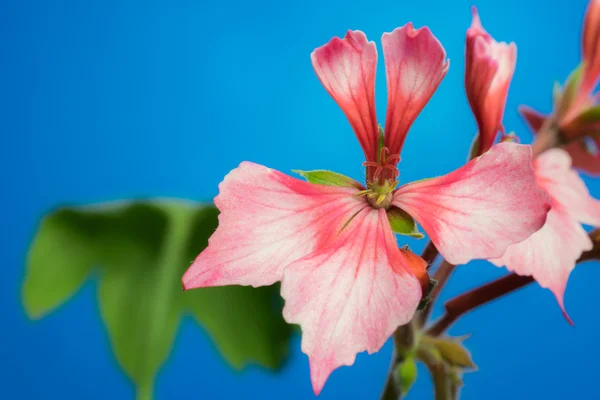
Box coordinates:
[293,169,364,189]
[421,335,477,369]
[394,357,418,394]
[22,200,292,400]
[387,207,424,238]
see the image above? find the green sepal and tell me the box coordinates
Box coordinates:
[416,277,437,310]
[292,170,364,189]
[575,105,600,124]
[468,135,480,160]
[420,335,477,369]
[394,357,418,394]
[553,81,563,108]
[417,297,430,311]
[500,131,519,143]
[387,207,424,239]
[556,64,583,118]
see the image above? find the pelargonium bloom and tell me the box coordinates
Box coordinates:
[183,25,550,394]
[465,6,517,156]
[521,0,600,166]
[520,105,600,176]
[490,149,600,322]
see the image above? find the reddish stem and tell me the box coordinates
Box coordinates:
[426,231,600,336]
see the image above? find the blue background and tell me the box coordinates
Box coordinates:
[2,0,598,399]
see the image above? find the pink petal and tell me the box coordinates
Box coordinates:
[311,31,379,162]
[392,143,551,265]
[491,148,600,320]
[281,208,422,394]
[582,0,600,97]
[182,162,367,289]
[490,208,591,323]
[465,7,517,155]
[382,23,449,156]
[535,148,600,227]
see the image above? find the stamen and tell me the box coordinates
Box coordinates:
[382,164,399,179]
[387,154,401,164]
[379,146,389,164]
[373,166,384,180]
[354,189,373,197]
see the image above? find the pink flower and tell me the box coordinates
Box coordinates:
[182,26,550,394]
[465,7,517,156]
[561,0,600,126]
[520,105,600,176]
[491,149,600,322]
[522,0,600,159]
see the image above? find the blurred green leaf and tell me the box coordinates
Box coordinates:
[22,200,292,400]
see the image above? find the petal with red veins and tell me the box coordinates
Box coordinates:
[182,162,366,289]
[382,23,449,156]
[311,30,379,161]
[281,208,422,395]
[392,143,551,265]
[490,208,592,323]
[535,148,600,226]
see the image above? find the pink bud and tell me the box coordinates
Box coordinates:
[582,0,600,96]
[465,7,517,156]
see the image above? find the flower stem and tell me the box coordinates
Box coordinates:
[426,273,533,337]
[421,241,440,265]
[417,347,450,400]
[418,260,456,326]
[380,347,403,400]
[380,323,415,400]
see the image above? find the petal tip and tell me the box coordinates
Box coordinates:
[563,309,575,326]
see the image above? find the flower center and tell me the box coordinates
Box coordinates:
[357,147,400,209]
[363,147,400,185]
[355,178,398,210]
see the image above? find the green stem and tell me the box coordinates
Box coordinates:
[380,347,403,400]
[380,323,416,400]
[417,347,449,400]
[136,382,153,400]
